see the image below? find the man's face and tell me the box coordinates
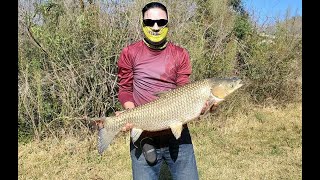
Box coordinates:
[142,8,168,44]
[144,8,167,31]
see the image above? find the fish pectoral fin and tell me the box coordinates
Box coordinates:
[130,128,143,143]
[169,122,183,139]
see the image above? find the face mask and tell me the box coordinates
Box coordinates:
[142,21,168,45]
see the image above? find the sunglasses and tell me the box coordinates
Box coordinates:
[143,19,168,27]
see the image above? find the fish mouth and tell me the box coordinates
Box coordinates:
[237,80,244,88]
[238,80,245,89]
[231,77,243,88]
[233,82,243,92]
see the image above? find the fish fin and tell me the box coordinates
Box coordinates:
[98,127,119,155]
[97,117,119,155]
[169,122,183,139]
[200,107,210,117]
[130,128,143,144]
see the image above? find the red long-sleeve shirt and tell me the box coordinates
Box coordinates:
[117,40,192,106]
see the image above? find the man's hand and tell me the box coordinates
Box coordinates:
[201,101,219,114]
[209,102,219,113]
[122,123,134,131]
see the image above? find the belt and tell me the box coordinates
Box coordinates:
[141,124,188,137]
[133,124,190,149]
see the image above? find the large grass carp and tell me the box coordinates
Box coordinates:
[92,77,243,154]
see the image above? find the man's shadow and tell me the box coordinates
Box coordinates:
[159,161,173,180]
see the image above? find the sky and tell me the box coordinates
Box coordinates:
[242,0,302,25]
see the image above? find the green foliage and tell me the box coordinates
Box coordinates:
[229,0,246,15]
[238,23,302,104]
[233,15,252,40]
[18,0,301,139]
[34,0,65,31]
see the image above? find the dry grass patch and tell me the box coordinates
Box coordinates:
[191,102,301,180]
[19,133,132,179]
[19,103,301,179]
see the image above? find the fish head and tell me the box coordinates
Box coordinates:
[208,77,243,102]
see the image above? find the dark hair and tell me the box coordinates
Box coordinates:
[142,2,168,19]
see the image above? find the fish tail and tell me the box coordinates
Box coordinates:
[97,127,119,155]
[96,117,120,155]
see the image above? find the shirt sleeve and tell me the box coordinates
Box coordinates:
[176,49,192,86]
[117,47,134,106]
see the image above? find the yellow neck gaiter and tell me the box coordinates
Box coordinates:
[142,25,168,43]
[143,38,168,50]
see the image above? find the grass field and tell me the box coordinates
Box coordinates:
[18,102,301,180]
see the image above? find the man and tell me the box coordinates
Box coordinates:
[99,2,216,179]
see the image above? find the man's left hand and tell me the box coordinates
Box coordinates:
[201,101,219,114]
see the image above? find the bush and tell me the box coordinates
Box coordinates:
[18,0,301,140]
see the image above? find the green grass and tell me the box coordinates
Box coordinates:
[18,102,301,179]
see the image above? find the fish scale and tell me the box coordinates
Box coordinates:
[114,80,209,131]
[94,77,243,154]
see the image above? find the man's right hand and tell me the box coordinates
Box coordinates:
[115,101,135,131]
[122,123,134,131]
